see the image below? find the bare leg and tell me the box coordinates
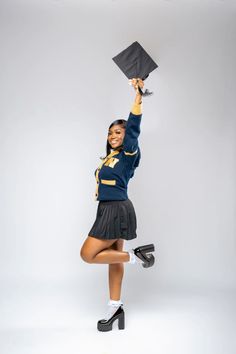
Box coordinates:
[93,248,129,263]
[80,236,130,264]
[108,239,124,301]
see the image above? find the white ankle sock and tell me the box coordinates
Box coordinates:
[104,299,123,320]
[108,299,123,307]
[128,250,136,264]
[128,249,143,264]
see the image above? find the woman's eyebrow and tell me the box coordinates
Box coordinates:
[109,128,122,133]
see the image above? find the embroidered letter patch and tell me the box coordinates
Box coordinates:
[104,157,119,168]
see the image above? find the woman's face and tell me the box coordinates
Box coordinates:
[107,124,125,149]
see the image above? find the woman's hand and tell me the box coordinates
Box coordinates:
[129,78,144,104]
[129,78,144,93]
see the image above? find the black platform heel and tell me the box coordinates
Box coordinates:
[133,243,155,268]
[97,305,125,331]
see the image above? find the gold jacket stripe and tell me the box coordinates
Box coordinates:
[124,149,138,156]
[101,179,116,186]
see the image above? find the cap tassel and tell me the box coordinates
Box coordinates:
[129,77,154,97]
[138,86,153,97]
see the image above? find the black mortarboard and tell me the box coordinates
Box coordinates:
[112,41,158,96]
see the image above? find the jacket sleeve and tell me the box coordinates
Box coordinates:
[123,103,142,156]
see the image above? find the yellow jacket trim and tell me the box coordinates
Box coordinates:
[124,149,138,156]
[101,179,116,186]
[94,150,120,200]
[131,102,142,115]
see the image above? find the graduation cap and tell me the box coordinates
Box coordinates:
[112,41,158,97]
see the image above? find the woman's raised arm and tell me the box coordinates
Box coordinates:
[123,78,144,155]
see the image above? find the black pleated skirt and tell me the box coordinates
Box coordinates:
[88,198,137,240]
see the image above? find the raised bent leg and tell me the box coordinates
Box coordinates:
[80,236,130,264]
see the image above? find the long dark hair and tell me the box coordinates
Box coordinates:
[105,119,141,172]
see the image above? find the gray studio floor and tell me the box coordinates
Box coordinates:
[0,280,235,354]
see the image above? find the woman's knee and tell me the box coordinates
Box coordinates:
[109,262,124,272]
[80,245,94,263]
[80,236,119,263]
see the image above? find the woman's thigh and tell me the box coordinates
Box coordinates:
[108,239,125,266]
[109,238,124,252]
[80,236,119,263]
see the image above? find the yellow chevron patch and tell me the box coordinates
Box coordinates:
[104,157,119,168]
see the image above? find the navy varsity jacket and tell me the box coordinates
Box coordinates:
[94,102,142,201]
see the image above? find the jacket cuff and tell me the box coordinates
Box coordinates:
[131,102,142,115]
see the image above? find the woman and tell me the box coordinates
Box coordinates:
[80,78,155,332]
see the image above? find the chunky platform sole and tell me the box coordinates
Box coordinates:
[97,306,125,331]
[133,243,155,268]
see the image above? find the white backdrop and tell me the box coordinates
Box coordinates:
[0,1,235,353]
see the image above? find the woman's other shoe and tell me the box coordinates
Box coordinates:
[133,243,155,268]
[97,305,125,331]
